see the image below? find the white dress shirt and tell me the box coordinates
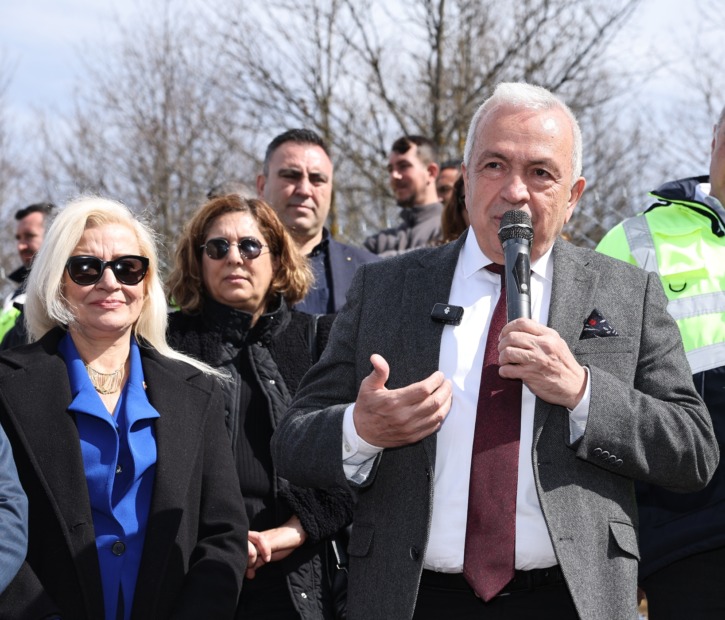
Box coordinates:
[342,232,591,572]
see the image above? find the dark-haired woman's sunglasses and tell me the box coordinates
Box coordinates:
[65,255,150,286]
[200,237,268,261]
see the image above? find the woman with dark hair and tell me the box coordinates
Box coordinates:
[167,194,351,620]
[0,196,247,619]
[440,173,469,244]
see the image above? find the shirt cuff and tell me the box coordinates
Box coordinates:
[342,403,383,483]
[568,366,591,443]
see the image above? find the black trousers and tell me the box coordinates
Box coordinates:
[412,568,579,620]
[642,545,725,619]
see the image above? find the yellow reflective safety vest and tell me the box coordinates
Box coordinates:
[0,305,20,343]
[597,176,725,374]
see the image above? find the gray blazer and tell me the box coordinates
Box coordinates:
[272,234,719,620]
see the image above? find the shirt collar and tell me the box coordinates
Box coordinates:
[59,333,159,423]
[460,228,553,283]
[307,227,331,257]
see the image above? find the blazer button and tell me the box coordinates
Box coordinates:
[112,541,126,556]
[615,459,623,467]
[608,455,617,463]
[593,448,602,456]
[601,450,610,459]
[410,546,421,561]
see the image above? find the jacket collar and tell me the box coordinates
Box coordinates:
[649,175,725,235]
[200,294,290,347]
[8,264,29,285]
[399,202,443,227]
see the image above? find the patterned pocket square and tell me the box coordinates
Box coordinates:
[580,309,619,339]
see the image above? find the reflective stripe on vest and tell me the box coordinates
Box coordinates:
[622,216,725,374]
[622,217,658,273]
[688,342,725,375]
[666,291,725,321]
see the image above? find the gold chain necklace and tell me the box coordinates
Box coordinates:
[85,362,126,395]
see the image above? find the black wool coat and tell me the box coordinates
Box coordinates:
[0,327,248,620]
[168,296,352,620]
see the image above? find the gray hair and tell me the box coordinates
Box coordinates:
[463,82,583,184]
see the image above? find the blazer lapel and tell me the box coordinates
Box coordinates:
[397,236,465,466]
[534,239,600,435]
[328,238,352,312]
[135,349,215,586]
[0,334,104,616]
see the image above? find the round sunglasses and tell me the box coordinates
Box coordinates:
[200,237,268,261]
[65,255,150,286]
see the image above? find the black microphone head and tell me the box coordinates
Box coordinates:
[498,210,533,243]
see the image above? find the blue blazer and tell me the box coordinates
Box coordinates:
[327,237,379,312]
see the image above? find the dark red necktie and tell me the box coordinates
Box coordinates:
[463,263,522,601]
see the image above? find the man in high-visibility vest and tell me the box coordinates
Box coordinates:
[0,202,56,349]
[597,106,725,618]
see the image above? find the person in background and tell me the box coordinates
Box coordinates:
[166,194,352,620]
[597,104,725,619]
[207,180,256,200]
[0,202,56,349]
[436,158,462,205]
[364,135,443,257]
[257,128,378,315]
[0,421,27,595]
[271,82,719,620]
[0,196,247,619]
[439,173,468,244]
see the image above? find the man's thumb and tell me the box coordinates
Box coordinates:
[366,354,390,390]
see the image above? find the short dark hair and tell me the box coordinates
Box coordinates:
[15,202,56,221]
[206,180,255,200]
[440,158,462,172]
[390,135,437,166]
[263,129,330,176]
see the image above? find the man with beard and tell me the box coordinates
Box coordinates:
[364,135,443,257]
[257,129,378,314]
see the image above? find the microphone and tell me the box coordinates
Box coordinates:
[497,210,533,321]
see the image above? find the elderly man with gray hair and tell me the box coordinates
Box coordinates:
[272,82,719,620]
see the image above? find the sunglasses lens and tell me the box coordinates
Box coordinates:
[205,238,230,260]
[67,257,103,285]
[66,256,148,286]
[113,257,148,285]
[239,238,263,259]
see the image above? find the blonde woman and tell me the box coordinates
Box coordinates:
[0,196,247,620]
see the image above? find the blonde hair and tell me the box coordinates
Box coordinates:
[167,195,313,313]
[24,196,220,375]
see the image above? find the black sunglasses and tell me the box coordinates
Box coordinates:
[65,255,150,286]
[200,237,268,261]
